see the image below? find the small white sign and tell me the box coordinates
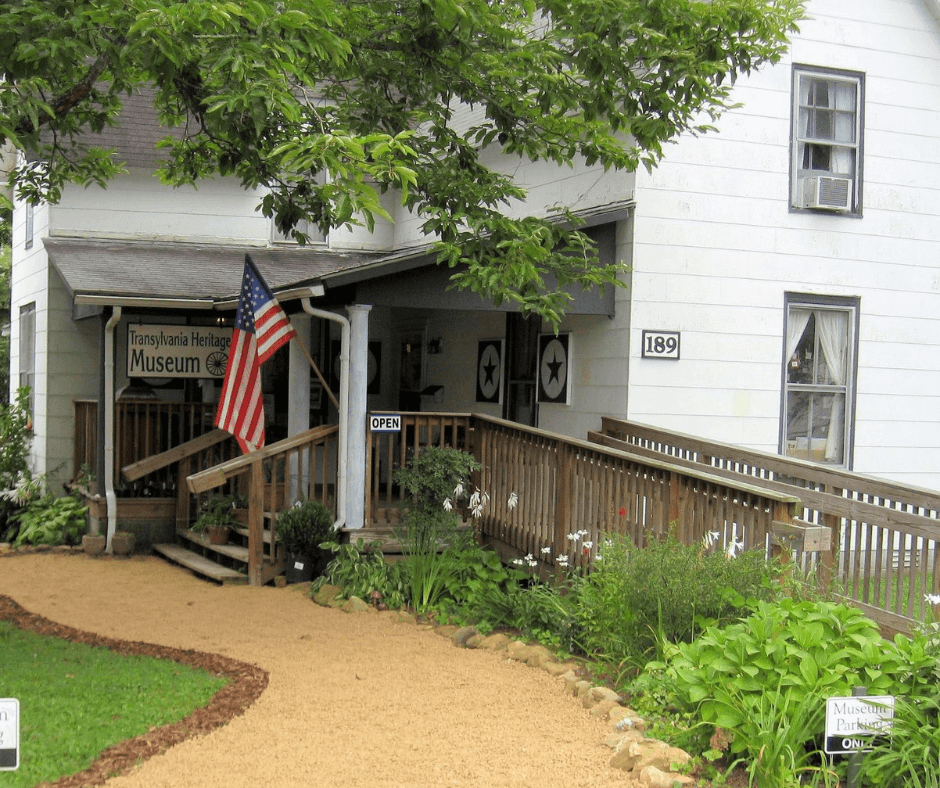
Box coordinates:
[825,695,894,754]
[0,698,20,771]
[369,414,402,433]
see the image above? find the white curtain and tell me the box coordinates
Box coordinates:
[814,310,848,461]
[786,309,811,367]
[831,82,855,177]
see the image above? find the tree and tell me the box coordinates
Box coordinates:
[0,0,803,323]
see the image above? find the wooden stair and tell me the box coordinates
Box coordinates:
[153,519,284,585]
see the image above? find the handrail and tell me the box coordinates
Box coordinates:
[187,424,339,495]
[122,429,231,482]
[471,415,802,575]
[594,416,940,633]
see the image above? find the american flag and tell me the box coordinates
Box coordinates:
[215,255,297,453]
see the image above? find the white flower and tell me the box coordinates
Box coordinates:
[583,541,593,550]
[453,482,465,498]
[578,529,589,537]
[703,531,720,549]
[525,553,534,562]
[567,532,580,542]
[556,555,570,566]
[604,538,614,548]
[508,491,518,510]
[443,497,453,511]
[512,558,524,566]
[925,594,940,606]
[469,490,480,508]
[527,560,538,568]
[726,538,745,559]
[540,546,552,555]
[595,554,604,561]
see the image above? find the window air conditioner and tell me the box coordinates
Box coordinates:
[802,176,852,211]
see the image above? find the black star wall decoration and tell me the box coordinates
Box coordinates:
[537,333,571,405]
[476,339,503,403]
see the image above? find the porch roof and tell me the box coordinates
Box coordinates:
[44,238,380,310]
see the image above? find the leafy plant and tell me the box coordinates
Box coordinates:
[9,488,88,547]
[860,692,940,788]
[191,494,238,534]
[313,538,408,610]
[393,447,481,612]
[657,598,911,786]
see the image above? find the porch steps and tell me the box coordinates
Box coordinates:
[152,543,248,585]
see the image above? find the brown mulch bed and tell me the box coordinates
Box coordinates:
[0,594,268,788]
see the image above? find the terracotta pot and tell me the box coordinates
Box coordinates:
[111,531,136,556]
[82,534,106,557]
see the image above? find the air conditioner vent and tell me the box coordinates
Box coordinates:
[802,176,852,211]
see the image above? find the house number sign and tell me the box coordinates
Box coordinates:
[641,330,680,360]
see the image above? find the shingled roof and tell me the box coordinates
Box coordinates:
[44,238,377,307]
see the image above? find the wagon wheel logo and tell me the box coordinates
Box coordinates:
[206,351,228,377]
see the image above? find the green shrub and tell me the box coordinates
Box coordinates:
[576,531,775,662]
[275,499,335,574]
[658,598,911,787]
[0,387,33,539]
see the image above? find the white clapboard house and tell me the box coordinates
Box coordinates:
[8,0,940,539]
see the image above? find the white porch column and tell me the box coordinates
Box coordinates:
[287,313,312,502]
[345,304,371,529]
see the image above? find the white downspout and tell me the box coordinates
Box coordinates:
[300,300,349,531]
[104,306,122,552]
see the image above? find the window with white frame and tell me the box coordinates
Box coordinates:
[791,66,863,214]
[781,294,858,467]
[25,202,34,249]
[19,303,36,422]
[271,216,327,245]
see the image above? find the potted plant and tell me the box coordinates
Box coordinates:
[275,499,335,583]
[192,494,236,545]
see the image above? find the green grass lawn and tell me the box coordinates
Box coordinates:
[0,620,227,787]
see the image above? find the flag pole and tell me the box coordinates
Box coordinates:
[291,332,340,410]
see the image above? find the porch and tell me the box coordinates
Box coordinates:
[74,402,940,633]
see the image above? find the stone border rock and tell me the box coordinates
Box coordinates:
[312,586,696,787]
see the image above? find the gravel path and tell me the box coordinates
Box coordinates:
[0,552,639,788]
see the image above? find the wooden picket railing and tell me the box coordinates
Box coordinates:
[471,415,802,575]
[364,412,474,526]
[363,413,803,577]
[186,425,339,585]
[591,417,940,633]
[74,399,217,494]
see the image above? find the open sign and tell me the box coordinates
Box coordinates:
[369,415,402,433]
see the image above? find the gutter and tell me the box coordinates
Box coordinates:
[300,297,349,532]
[104,306,122,552]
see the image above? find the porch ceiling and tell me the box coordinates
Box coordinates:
[44,238,378,308]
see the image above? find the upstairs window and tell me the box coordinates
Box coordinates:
[791,66,863,214]
[271,217,327,246]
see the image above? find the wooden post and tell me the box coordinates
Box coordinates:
[248,459,264,586]
[175,456,191,531]
[819,485,840,592]
[364,425,374,527]
[555,446,573,562]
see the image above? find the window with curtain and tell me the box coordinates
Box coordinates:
[782,295,858,467]
[791,66,863,213]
